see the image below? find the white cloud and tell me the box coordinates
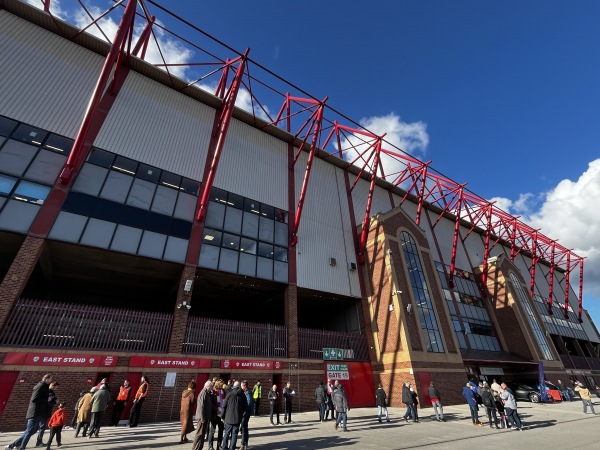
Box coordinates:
[24,0,66,19]
[489,192,537,216]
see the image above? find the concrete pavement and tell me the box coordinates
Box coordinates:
[2,399,599,449]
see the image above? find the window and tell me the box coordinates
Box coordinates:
[0,174,18,195]
[11,124,47,146]
[43,134,73,155]
[0,116,18,136]
[88,148,115,168]
[13,181,51,204]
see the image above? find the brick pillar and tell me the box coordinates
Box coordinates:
[284,285,298,358]
[168,264,196,353]
[0,236,45,330]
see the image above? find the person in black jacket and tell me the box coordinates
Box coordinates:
[315,382,327,422]
[6,374,53,450]
[375,383,390,423]
[481,386,498,428]
[402,382,416,423]
[268,385,281,425]
[35,381,58,446]
[220,381,247,450]
[282,382,295,424]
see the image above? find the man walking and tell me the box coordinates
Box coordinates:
[240,381,254,450]
[192,380,214,450]
[402,382,415,423]
[6,374,53,450]
[88,384,111,438]
[221,381,247,450]
[283,382,295,424]
[315,382,327,422]
[333,382,349,431]
[574,382,597,414]
[428,381,445,422]
[375,383,390,423]
[252,381,262,416]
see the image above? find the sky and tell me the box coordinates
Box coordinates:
[29,1,600,326]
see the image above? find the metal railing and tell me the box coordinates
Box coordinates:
[183,317,288,358]
[0,299,172,353]
[298,327,370,361]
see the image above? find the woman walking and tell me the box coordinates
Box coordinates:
[180,381,196,443]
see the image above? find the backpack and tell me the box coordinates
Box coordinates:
[482,394,492,407]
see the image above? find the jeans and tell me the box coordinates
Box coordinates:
[431,400,444,420]
[221,423,239,450]
[318,403,326,421]
[582,399,596,414]
[269,402,280,424]
[485,406,497,426]
[284,401,292,423]
[335,412,347,430]
[10,416,45,450]
[469,404,479,423]
[377,405,389,421]
[505,407,522,428]
[240,415,250,445]
[403,403,416,421]
[208,417,224,448]
[562,389,571,401]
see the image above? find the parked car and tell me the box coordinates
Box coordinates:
[506,380,562,403]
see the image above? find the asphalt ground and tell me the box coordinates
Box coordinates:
[2,398,599,450]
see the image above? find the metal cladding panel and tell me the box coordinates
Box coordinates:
[0,12,103,137]
[214,118,287,209]
[351,178,395,225]
[462,227,486,268]
[95,72,214,181]
[582,311,600,343]
[422,209,470,270]
[294,153,360,297]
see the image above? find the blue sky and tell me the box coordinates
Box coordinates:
[37,0,600,326]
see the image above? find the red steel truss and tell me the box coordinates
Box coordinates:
[21,0,585,320]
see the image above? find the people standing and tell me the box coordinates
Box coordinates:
[375,383,390,423]
[410,387,420,422]
[491,379,502,395]
[111,379,132,426]
[316,382,327,422]
[325,380,335,421]
[557,379,571,402]
[220,381,247,450]
[180,381,196,444]
[45,402,67,449]
[74,387,95,438]
[333,382,349,432]
[283,382,295,424]
[35,381,58,447]
[427,381,445,422]
[128,375,149,428]
[402,382,415,423]
[574,382,597,414]
[500,383,523,430]
[462,382,483,427]
[6,374,53,450]
[88,384,111,438]
[252,381,262,416]
[240,381,254,450]
[207,379,224,450]
[268,384,281,426]
[192,380,214,450]
[481,386,498,428]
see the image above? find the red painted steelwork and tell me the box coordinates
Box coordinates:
[564,252,571,319]
[547,242,556,315]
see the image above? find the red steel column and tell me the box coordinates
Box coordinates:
[563,252,571,319]
[547,242,556,315]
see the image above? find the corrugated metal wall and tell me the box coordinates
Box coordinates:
[0,12,103,137]
[95,72,214,181]
[214,118,288,209]
[351,178,395,225]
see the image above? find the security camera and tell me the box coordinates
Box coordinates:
[183,279,193,293]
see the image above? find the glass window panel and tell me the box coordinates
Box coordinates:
[160,171,181,190]
[0,197,5,211]
[43,134,73,156]
[48,211,88,243]
[456,332,467,349]
[260,203,274,219]
[110,224,142,254]
[199,244,220,269]
[274,208,287,223]
[205,201,225,229]
[13,181,50,204]
[223,207,243,234]
[11,124,47,145]
[87,148,114,168]
[24,150,67,184]
[258,242,274,259]
[259,216,274,242]
[0,140,38,176]
[274,221,288,247]
[244,198,261,214]
[71,163,108,196]
[238,252,256,277]
[227,192,244,209]
[163,236,188,263]
[80,218,116,249]
[274,246,288,262]
[274,261,288,283]
[138,231,167,259]
[240,238,257,255]
[126,178,156,210]
[112,155,138,176]
[0,116,18,136]
[0,200,40,232]
[256,256,273,280]
[203,228,222,246]
[151,185,177,216]
[173,192,196,222]
[137,163,161,183]
[218,248,239,273]
[209,187,228,203]
[99,170,133,204]
[222,233,240,251]
[0,174,18,195]
[242,211,259,238]
[180,178,199,195]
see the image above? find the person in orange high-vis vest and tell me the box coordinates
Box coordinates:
[111,379,132,426]
[128,376,149,427]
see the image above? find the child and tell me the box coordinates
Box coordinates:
[46,402,67,449]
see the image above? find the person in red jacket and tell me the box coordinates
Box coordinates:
[46,402,67,449]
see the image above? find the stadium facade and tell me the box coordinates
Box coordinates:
[0,0,599,430]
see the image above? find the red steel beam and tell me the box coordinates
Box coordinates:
[547,242,556,315]
[578,259,584,322]
[564,252,571,320]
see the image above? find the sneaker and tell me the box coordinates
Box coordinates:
[511,426,518,430]
[343,428,349,432]
[6,445,14,450]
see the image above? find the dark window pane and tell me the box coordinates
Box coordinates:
[244,198,261,214]
[11,124,47,145]
[275,208,287,223]
[160,171,181,190]
[205,201,225,229]
[274,246,288,262]
[209,187,228,203]
[44,134,73,156]
[203,228,222,246]
[137,163,161,183]
[88,148,114,168]
[112,155,138,176]
[223,207,242,234]
[260,203,275,219]
[258,242,274,259]
[13,180,51,204]
[180,178,199,195]
[0,174,18,195]
[241,211,259,238]
[240,238,257,255]
[228,193,243,209]
[0,116,18,137]
[222,233,240,251]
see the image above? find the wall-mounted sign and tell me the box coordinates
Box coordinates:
[3,352,117,367]
[129,356,211,369]
[164,372,177,387]
[220,360,282,370]
[323,348,354,361]
[326,363,349,380]
[479,367,504,376]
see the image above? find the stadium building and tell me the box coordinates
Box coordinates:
[0,0,599,430]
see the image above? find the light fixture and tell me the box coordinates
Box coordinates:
[406,304,412,314]
[177,300,192,310]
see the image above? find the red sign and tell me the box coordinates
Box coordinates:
[3,352,118,367]
[129,356,211,369]
[220,359,282,370]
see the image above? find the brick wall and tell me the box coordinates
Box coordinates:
[168,264,196,353]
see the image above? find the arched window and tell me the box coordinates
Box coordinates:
[400,231,444,353]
